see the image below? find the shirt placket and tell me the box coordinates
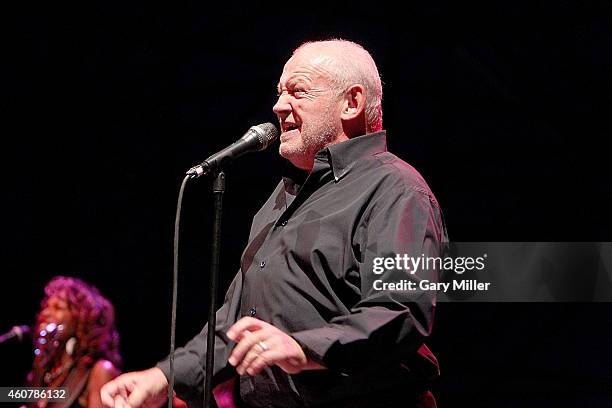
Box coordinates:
[240,157,332,321]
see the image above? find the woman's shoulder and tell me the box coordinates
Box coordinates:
[76,359,120,407]
[89,359,120,382]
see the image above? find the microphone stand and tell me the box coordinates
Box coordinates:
[204,170,225,408]
[171,123,277,408]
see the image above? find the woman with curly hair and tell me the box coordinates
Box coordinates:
[27,276,122,408]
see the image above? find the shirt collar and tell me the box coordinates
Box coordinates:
[321,130,387,181]
[282,130,388,186]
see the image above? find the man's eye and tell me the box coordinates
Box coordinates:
[276,87,306,97]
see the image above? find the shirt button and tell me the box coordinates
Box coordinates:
[281,220,288,226]
[260,260,266,268]
[249,307,257,317]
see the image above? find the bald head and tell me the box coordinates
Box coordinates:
[273,39,384,170]
[293,40,383,132]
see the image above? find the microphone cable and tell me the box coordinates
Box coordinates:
[168,174,191,408]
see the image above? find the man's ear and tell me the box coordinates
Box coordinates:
[340,84,366,121]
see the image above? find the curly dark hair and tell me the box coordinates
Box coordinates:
[37,276,122,368]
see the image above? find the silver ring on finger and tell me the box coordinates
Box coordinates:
[257,340,269,352]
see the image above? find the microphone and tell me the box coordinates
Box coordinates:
[187,122,279,178]
[0,325,31,344]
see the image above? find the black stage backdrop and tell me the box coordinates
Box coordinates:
[2,1,611,406]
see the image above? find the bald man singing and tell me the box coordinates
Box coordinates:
[101,39,447,408]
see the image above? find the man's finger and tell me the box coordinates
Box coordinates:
[113,394,129,408]
[239,336,281,374]
[126,386,150,408]
[101,381,119,407]
[226,317,265,341]
[228,330,268,366]
[236,345,263,375]
[227,329,253,366]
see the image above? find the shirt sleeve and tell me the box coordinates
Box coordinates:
[156,272,242,407]
[291,185,447,373]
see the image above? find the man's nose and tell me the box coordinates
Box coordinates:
[272,95,291,117]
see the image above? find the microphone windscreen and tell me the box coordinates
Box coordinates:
[253,122,279,149]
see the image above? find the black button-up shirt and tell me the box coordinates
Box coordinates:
[159,131,447,407]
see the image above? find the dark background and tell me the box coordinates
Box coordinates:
[2,1,611,406]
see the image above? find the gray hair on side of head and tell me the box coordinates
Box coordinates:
[294,39,383,133]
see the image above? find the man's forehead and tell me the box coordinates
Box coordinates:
[279,51,336,85]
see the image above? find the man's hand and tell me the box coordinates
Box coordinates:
[227,317,322,376]
[100,367,168,408]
